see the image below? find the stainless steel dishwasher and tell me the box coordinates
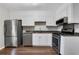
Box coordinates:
[23,32,32,47]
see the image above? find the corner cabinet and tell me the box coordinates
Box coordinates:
[60,35,79,55]
[32,33,52,47]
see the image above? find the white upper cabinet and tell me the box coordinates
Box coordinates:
[46,17,56,26]
[71,4,79,23]
[55,3,79,23]
[66,4,73,23]
[55,4,74,23]
[9,10,56,26]
[45,13,56,26]
[66,4,79,23]
[55,4,67,21]
[9,10,55,26]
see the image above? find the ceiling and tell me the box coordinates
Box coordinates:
[0,3,64,11]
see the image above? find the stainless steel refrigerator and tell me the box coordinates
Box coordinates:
[4,20,22,47]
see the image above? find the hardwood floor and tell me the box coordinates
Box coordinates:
[0,47,58,55]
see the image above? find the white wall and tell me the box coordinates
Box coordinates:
[9,10,56,26]
[0,6,9,49]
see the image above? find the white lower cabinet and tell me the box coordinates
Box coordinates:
[32,33,52,47]
[60,36,79,55]
[32,34,39,46]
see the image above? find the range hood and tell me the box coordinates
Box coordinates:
[34,21,46,25]
[34,21,47,31]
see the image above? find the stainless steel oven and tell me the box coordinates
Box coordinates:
[53,33,61,54]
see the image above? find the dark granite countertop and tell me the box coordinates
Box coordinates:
[60,33,79,36]
[33,31,79,36]
[32,30,60,33]
[22,30,79,36]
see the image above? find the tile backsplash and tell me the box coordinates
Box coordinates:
[34,25,47,31]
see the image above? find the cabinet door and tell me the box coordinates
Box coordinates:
[47,34,52,47]
[32,34,40,46]
[39,33,52,47]
[60,36,79,55]
[32,33,52,47]
[39,34,48,46]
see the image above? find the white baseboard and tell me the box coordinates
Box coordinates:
[0,47,5,50]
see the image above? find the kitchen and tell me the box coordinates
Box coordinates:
[0,3,79,55]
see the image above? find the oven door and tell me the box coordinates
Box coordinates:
[53,34,61,54]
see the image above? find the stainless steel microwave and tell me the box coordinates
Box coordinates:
[61,24,74,33]
[56,17,68,25]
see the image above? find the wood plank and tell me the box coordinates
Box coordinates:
[0,47,58,55]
